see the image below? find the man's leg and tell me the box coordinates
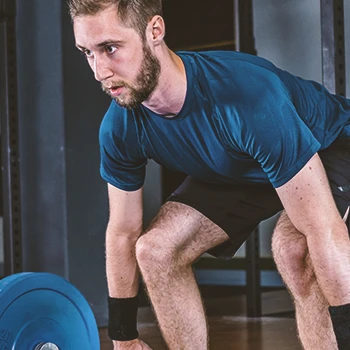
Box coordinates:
[136,201,230,350]
[272,210,338,349]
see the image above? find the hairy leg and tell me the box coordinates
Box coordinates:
[272,211,338,350]
[135,202,229,350]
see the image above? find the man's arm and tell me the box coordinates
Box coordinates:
[275,153,345,235]
[106,184,154,349]
[106,183,143,298]
[275,153,350,305]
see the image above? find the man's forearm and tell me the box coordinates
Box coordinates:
[106,229,141,298]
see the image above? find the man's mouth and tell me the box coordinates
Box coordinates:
[109,86,124,97]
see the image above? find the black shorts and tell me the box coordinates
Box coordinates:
[167,137,350,260]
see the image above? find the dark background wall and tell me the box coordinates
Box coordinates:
[16,0,70,277]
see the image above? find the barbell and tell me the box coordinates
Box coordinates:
[0,272,100,350]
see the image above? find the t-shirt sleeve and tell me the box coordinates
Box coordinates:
[99,109,147,191]
[238,80,321,188]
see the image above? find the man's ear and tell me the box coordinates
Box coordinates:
[147,15,165,44]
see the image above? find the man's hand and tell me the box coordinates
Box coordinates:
[113,339,153,350]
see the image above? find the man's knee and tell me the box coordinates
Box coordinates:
[135,229,181,272]
[272,213,315,298]
[272,226,308,269]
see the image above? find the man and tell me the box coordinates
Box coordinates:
[69,0,350,349]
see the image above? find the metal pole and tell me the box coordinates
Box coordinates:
[0,0,22,276]
[233,0,240,52]
[320,0,346,96]
[246,227,261,317]
[234,0,257,55]
[234,0,261,317]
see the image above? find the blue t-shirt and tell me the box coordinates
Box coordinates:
[99,51,350,191]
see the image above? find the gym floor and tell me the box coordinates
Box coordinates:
[99,289,302,349]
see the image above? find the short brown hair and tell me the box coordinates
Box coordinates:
[68,0,163,38]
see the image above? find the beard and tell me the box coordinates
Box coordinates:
[101,43,161,109]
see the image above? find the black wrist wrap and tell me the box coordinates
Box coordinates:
[108,295,139,341]
[329,303,350,349]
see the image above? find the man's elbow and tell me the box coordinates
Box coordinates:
[300,219,348,242]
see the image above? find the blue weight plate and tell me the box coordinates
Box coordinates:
[0,272,100,350]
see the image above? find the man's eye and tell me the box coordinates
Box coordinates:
[105,46,117,54]
[83,50,93,58]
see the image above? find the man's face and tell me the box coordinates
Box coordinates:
[73,6,161,109]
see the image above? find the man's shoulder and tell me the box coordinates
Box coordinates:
[99,101,141,147]
[179,50,279,73]
[181,51,286,107]
[100,101,136,134]
[179,50,283,95]
[100,100,128,126]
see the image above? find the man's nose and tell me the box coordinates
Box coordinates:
[93,57,113,82]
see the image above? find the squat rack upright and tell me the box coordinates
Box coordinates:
[0,0,22,277]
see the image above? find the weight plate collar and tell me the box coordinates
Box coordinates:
[0,272,100,350]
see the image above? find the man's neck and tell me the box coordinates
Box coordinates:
[142,50,186,117]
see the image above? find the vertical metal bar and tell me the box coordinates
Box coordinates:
[246,228,261,317]
[320,0,346,96]
[0,0,22,276]
[234,0,261,317]
[233,0,240,52]
[235,0,257,55]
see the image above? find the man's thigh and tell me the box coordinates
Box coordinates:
[143,201,230,264]
[166,178,283,260]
